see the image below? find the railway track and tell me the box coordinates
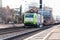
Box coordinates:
[0,27,41,40]
[0,24,57,40]
[8,28,42,40]
[0,27,24,35]
[4,25,55,40]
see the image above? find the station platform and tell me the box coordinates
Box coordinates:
[47,25,60,40]
[0,24,24,29]
[24,25,60,40]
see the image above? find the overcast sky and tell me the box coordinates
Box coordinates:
[2,0,60,19]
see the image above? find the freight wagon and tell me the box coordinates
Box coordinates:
[38,7,54,25]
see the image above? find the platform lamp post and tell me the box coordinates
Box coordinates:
[40,0,42,9]
[40,0,44,28]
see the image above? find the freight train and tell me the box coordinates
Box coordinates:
[23,0,54,28]
[24,7,54,27]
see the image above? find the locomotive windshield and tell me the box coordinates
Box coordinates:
[25,13,36,18]
[25,15,33,18]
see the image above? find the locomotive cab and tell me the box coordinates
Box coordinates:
[24,13,44,28]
